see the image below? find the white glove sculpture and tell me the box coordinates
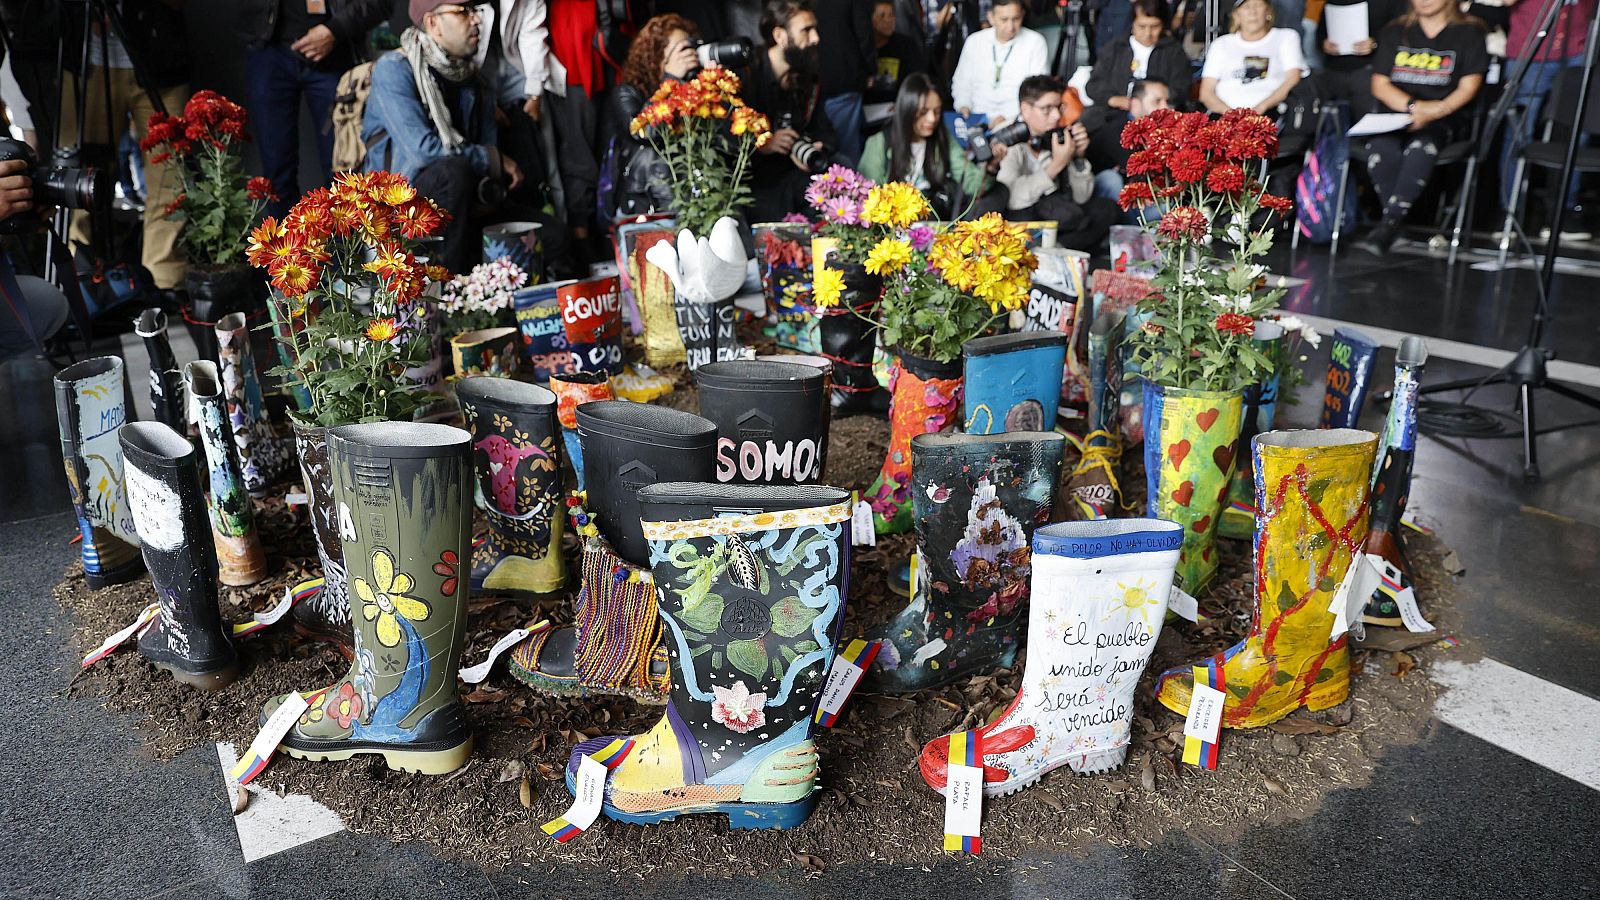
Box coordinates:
[644,216,748,304]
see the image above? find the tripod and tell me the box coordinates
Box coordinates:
[1050,0,1087,79]
[1411,0,1600,483]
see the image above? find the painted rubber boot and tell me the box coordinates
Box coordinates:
[1142,381,1245,595]
[456,376,565,595]
[507,402,716,698]
[263,422,475,774]
[919,518,1184,796]
[1063,312,1126,520]
[961,332,1066,434]
[817,269,889,417]
[120,422,239,690]
[185,362,267,586]
[216,312,293,496]
[866,351,963,535]
[1155,428,1378,728]
[1220,322,1285,541]
[136,307,186,432]
[1362,337,1429,626]
[696,360,830,485]
[862,431,1065,694]
[1319,326,1379,428]
[289,423,353,654]
[550,370,612,491]
[564,482,853,829]
[53,357,144,588]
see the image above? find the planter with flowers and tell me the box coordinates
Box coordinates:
[142,90,278,359]
[817,204,1038,534]
[246,170,451,647]
[1116,107,1294,594]
[438,257,527,377]
[628,66,770,367]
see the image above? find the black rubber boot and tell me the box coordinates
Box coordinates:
[53,356,145,589]
[135,308,186,432]
[1363,336,1429,626]
[290,423,354,655]
[817,264,889,417]
[695,360,831,484]
[120,422,239,690]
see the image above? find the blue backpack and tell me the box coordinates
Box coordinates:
[1295,108,1357,245]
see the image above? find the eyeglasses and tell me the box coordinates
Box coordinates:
[1028,101,1064,114]
[433,5,481,20]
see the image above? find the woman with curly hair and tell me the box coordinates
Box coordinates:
[602,14,701,221]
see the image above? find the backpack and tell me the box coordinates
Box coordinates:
[330,61,377,174]
[1295,107,1356,245]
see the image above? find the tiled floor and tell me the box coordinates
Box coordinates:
[5,239,1600,898]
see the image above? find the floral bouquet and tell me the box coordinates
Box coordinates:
[805,165,902,265]
[142,90,277,267]
[629,66,772,236]
[1115,107,1294,391]
[248,171,452,426]
[437,257,527,335]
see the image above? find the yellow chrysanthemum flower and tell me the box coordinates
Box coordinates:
[864,238,913,276]
[861,182,932,229]
[812,265,846,308]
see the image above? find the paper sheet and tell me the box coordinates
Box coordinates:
[1326,3,1369,54]
[1347,113,1413,137]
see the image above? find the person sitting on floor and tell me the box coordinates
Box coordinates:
[859,73,988,219]
[996,75,1119,252]
[1086,78,1174,222]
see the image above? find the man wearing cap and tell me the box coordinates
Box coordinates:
[364,0,524,273]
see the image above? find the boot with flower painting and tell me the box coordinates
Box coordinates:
[563,483,853,829]
[260,422,475,774]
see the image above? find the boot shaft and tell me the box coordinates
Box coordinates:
[576,401,718,567]
[1318,327,1379,429]
[54,356,143,580]
[1369,336,1428,535]
[457,376,565,592]
[962,332,1067,434]
[329,422,473,731]
[184,362,252,536]
[696,361,830,485]
[638,482,852,781]
[135,308,185,431]
[1142,381,1245,594]
[550,371,612,490]
[215,312,292,495]
[294,423,350,627]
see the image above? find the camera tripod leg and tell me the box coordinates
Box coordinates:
[1521,380,1540,482]
[1542,379,1600,412]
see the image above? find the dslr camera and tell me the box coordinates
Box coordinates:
[695,37,754,70]
[776,112,830,174]
[0,137,107,235]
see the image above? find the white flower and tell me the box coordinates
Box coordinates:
[710,681,767,733]
[1300,325,1322,348]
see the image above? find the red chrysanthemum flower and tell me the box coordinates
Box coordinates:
[246,176,278,202]
[1156,205,1210,242]
[1259,192,1294,214]
[1168,148,1208,183]
[1206,163,1246,193]
[1125,149,1165,177]
[1118,181,1156,211]
[1215,312,1256,336]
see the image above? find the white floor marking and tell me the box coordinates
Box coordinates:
[215,742,345,863]
[1432,658,1600,792]
[1288,313,1600,390]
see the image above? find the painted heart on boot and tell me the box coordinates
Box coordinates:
[1213,443,1236,474]
[1171,480,1195,507]
[1168,440,1191,470]
[1196,408,1220,432]
[1193,514,1212,534]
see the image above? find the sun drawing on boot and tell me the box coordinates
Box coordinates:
[356,548,433,647]
[1106,578,1160,624]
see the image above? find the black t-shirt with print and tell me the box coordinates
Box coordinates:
[1374,19,1489,102]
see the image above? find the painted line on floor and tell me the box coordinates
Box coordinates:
[1432,658,1600,792]
[215,742,345,863]
[1287,313,1600,390]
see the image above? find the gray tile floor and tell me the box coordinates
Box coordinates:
[5,240,1600,898]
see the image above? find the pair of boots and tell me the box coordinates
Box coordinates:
[918,428,1378,796]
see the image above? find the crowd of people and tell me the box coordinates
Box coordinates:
[0,0,1593,334]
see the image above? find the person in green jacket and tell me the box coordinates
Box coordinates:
[859,73,990,219]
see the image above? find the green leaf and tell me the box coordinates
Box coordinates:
[679,592,725,635]
[727,639,768,679]
[770,595,816,638]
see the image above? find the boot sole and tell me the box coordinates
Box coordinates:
[930,746,1129,799]
[507,666,669,705]
[565,772,819,830]
[154,661,240,692]
[281,735,475,775]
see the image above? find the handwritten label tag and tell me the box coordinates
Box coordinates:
[1328,554,1383,640]
[1394,587,1435,633]
[1182,664,1224,770]
[82,602,161,667]
[1168,585,1199,623]
[229,690,312,786]
[284,491,309,507]
[231,582,315,638]
[942,731,983,854]
[814,639,881,727]
[460,622,548,684]
[541,738,635,842]
[850,497,875,547]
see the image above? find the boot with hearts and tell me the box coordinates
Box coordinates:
[918,519,1182,796]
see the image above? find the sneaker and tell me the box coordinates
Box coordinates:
[1353,222,1398,257]
[1537,225,1593,242]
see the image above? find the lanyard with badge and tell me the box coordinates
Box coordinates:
[992,39,1016,86]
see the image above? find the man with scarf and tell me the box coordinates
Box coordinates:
[364,0,524,273]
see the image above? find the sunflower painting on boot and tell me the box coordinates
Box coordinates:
[862,432,1064,694]
[564,483,852,829]
[1156,429,1377,729]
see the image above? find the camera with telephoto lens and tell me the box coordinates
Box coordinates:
[695,37,753,70]
[0,137,107,235]
[776,112,830,174]
[987,119,1034,151]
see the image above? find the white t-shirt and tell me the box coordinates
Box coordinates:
[1131,36,1155,79]
[907,140,929,190]
[951,27,1050,123]
[1201,28,1308,110]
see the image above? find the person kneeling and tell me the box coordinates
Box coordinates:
[996,76,1118,253]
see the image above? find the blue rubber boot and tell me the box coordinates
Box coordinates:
[1319,326,1379,428]
[961,332,1068,434]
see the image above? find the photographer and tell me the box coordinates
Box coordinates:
[0,164,69,359]
[996,75,1117,252]
[604,13,700,220]
[859,73,985,218]
[364,0,527,273]
[742,0,839,223]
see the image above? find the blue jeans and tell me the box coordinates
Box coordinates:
[823,92,865,167]
[1499,56,1584,213]
[247,45,341,218]
[1093,168,1163,225]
